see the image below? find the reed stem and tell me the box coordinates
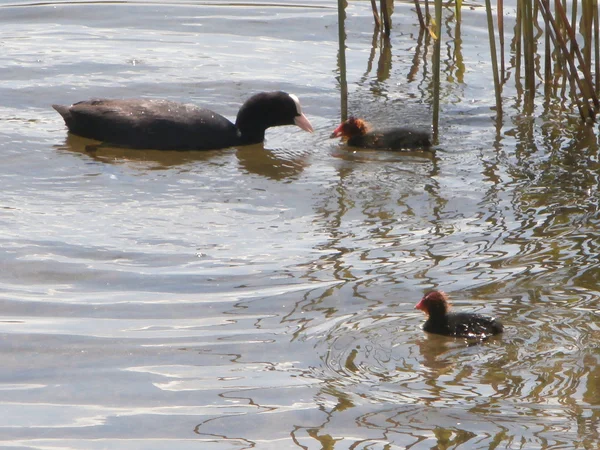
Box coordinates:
[432,0,442,143]
[486,0,503,116]
[337,0,348,120]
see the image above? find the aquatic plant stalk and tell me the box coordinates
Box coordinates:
[370,0,381,28]
[514,1,522,92]
[337,0,348,120]
[486,0,502,116]
[381,0,391,36]
[414,0,426,30]
[432,0,442,142]
[595,0,600,94]
[543,0,552,98]
[537,0,597,120]
[497,0,505,77]
[522,0,536,114]
[553,0,598,109]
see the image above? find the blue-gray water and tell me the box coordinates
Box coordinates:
[1,1,599,448]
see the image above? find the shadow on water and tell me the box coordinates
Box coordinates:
[55,133,309,179]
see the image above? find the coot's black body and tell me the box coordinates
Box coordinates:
[416,291,503,339]
[331,117,431,150]
[53,91,313,151]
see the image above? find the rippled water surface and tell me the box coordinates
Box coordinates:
[1,0,600,448]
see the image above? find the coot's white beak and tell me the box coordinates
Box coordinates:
[294,113,314,133]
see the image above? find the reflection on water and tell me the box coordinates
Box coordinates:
[57,133,310,179]
[57,133,226,167]
[1,0,600,449]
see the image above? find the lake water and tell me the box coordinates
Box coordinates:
[1,0,599,448]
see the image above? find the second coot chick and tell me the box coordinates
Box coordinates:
[331,117,431,150]
[53,91,313,151]
[415,291,503,339]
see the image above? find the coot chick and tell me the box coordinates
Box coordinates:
[330,117,431,150]
[415,291,503,339]
[53,91,313,150]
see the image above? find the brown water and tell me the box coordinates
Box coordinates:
[1,0,599,448]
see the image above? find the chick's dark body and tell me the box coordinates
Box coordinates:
[423,311,504,338]
[348,127,431,150]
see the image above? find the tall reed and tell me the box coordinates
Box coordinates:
[398,1,599,123]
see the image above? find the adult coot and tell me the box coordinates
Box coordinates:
[53,91,313,150]
[415,291,504,339]
[330,117,431,150]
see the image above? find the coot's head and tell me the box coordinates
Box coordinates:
[415,291,450,317]
[235,91,313,145]
[330,117,370,139]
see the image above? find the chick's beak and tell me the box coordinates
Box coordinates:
[415,297,426,310]
[330,123,344,138]
[294,113,314,133]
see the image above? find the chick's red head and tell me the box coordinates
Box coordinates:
[330,117,369,139]
[415,290,450,316]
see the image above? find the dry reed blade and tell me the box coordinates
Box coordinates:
[381,0,391,36]
[497,0,505,78]
[522,1,536,114]
[594,0,600,94]
[554,0,598,108]
[337,0,348,121]
[432,0,442,143]
[543,0,552,98]
[583,1,600,114]
[414,0,426,30]
[538,0,597,120]
[370,0,381,29]
[514,0,522,92]
[486,0,503,115]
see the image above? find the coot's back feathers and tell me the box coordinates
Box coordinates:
[53,99,239,150]
[415,291,503,339]
[53,91,313,151]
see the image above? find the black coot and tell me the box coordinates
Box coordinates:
[415,291,504,339]
[53,91,313,150]
[331,117,431,150]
